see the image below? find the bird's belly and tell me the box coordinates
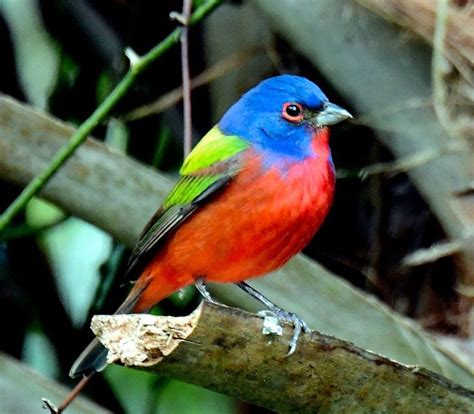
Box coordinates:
[160,154,335,283]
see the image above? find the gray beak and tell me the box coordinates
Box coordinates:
[313,102,352,127]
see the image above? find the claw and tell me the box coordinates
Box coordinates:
[277,310,309,356]
[259,308,310,356]
[235,282,310,355]
[195,279,221,303]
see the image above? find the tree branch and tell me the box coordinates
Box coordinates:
[91,302,474,413]
[178,0,193,157]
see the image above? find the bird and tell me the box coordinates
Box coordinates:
[70,74,351,380]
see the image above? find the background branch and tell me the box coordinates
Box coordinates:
[178,0,193,157]
[91,302,474,413]
[0,353,108,414]
[0,94,472,388]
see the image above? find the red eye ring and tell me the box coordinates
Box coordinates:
[282,102,304,123]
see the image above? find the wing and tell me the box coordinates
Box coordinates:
[124,126,249,282]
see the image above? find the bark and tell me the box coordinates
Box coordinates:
[91,302,474,413]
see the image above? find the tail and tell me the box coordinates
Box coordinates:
[69,338,108,378]
[70,265,185,378]
[69,282,148,378]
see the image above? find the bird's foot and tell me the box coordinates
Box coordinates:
[195,278,220,304]
[258,308,310,356]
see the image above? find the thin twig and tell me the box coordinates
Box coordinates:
[180,0,193,157]
[353,97,433,127]
[0,0,223,234]
[358,142,464,178]
[42,374,94,413]
[402,239,467,267]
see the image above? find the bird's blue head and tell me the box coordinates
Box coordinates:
[219,75,351,161]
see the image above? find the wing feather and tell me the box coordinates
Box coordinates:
[124,127,249,282]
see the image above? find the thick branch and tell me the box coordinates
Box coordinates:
[92,302,473,413]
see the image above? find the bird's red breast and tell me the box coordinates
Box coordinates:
[133,128,334,312]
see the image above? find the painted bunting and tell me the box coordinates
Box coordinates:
[70,75,351,378]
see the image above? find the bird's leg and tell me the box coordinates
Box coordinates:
[195,278,219,303]
[236,282,310,356]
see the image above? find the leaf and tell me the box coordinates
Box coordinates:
[22,327,59,379]
[0,0,59,109]
[104,366,237,414]
[104,365,157,414]
[37,218,112,327]
[156,380,237,414]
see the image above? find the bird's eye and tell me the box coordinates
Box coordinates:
[282,102,304,123]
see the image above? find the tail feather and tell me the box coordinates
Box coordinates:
[69,282,149,378]
[69,338,108,378]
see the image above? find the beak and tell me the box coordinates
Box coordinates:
[313,102,352,127]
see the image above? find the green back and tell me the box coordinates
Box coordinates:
[163,126,249,208]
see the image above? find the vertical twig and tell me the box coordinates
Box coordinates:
[181,0,193,157]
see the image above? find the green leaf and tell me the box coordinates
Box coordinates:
[22,326,59,379]
[155,380,237,414]
[25,198,64,228]
[0,0,59,109]
[104,365,158,413]
[37,219,112,327]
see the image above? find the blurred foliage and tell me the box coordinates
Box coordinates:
[0,0,470,412]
